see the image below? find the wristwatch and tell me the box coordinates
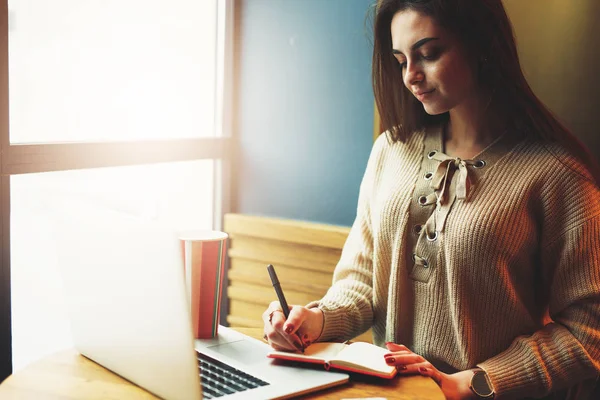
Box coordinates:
[469,368,495,399]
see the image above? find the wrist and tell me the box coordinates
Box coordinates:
[453,370,478,400]
[308,307,324,341]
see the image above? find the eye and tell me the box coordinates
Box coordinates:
[421,49,441,61]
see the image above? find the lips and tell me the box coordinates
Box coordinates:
[414,89,435,96]
[414,89,435,101]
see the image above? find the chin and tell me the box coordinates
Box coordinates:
[422,103,449,115]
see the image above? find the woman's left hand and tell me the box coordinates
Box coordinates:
[384,342,476,400]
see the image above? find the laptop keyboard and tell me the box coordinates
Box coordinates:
[197,351,269,399]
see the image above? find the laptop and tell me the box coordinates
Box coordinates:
[53,205,349,400]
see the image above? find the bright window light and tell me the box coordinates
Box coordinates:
[8,0,218,143]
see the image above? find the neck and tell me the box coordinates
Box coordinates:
[445,93,504,154]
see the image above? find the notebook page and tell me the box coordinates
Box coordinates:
[269,342,347,362]
[333,342,394,373]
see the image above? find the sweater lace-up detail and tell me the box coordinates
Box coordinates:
[424,151,480,236]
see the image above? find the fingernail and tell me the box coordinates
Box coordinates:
[419,367,428,373]
[385,357,395,364]
[397,365,407,371]
[284,325,294,334]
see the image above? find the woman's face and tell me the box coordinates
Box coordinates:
[390,10,480,115]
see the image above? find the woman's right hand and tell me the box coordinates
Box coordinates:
[262,301,324,352]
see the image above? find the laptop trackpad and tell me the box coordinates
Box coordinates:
[208,340,269,365]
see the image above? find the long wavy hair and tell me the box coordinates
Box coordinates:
[371,0,600,184]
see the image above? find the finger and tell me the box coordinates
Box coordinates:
[392,360,438,380]
[263,302,294,350]
[298,331,311,347]
[417,365,444,386]
[269,308,287,331]
[270,312,303,351]
[282,305,308,335]
[394,360,431,373]
[265,329,305,352]
[383,350,411,358]
[282,306,315,351]
[262,309,283,340]
[262,301,307,350]
[385,342,410,352]
[384,353,426,366]
[263,303,299,335]
[262,301,283,332]
[294,333,308,351]
[263,301,284,321]
[268,337,297,352]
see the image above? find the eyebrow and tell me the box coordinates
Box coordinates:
[392,37,440,55]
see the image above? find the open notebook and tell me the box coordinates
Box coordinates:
[268,341,397,379]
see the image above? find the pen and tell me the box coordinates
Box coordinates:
[267,264,290,318]
[267,264,304,353]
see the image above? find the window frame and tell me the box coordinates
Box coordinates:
[0,0,235,381]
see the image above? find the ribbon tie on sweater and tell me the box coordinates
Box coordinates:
[425,151,478,235]
[430,153,473,208]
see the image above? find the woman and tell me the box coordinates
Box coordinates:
[262,1,600,399]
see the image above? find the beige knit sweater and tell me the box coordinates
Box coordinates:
[312,124,600,399]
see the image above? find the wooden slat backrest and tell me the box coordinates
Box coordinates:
[223,213,372,343]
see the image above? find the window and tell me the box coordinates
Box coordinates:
[9,0,218,143]
[1,0,233,378]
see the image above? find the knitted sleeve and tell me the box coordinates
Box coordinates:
[479,178,600,399]
[307,135,386,342]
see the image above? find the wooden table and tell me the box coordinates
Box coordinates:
[0,328,444,400]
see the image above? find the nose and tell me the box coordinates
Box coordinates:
[403,60,424,88]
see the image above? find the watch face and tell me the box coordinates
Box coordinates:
[472,370,494,396]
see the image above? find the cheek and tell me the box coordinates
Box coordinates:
[432,58,476,98]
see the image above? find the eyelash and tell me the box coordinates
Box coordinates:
[397,53,439,69]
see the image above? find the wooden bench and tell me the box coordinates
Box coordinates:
[223,213,372,343]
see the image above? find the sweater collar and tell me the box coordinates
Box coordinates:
[421,123,521,233]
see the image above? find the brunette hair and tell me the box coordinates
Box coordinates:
[371,0,600,184]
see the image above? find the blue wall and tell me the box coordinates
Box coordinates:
[234,0,375,227]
